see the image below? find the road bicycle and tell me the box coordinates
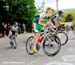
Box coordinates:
[26,25,61,56]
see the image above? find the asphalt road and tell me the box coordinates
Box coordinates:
[0,31,75,65]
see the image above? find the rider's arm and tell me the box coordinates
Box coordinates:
[48,20,55,27]
[53,17,60,27]
[38,17,46,27]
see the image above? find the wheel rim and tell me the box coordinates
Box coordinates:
[57,32,68,45]
[43,35,61,56]
[26,36,35,54]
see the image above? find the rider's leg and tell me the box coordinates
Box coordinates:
[32,23,39,52]
[49,21,56,34]
[49,21,55,27]
[32,32,40,52]
[55,21,60,27]
[32,23,44,53]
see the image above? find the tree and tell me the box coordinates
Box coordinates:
[0,0,36,31]
[69,9,75,22]
[6,0,36,24]
[0,0,6,24]
[60,9,75,23]
[65,14,73,22]
[36,0,45,15]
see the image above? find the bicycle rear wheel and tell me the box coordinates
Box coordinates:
[57,31,68,45]
[43,35,61,56]
[26,36,35,55]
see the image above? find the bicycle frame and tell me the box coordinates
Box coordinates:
[34,26,53,45]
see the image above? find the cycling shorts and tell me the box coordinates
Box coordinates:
[33,23,44,32]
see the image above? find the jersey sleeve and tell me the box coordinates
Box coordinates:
[55,15,60,21]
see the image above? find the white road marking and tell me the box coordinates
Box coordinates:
[46,61,73,65]
[62,55,75,61]
[2,61,25,64]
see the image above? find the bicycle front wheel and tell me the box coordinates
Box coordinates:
[43,35,61,56]
[26,36,35,55]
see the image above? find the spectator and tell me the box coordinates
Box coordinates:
[18,23,21,34]
[22,22,26,33]
[0,26,1,37]
[4,23,7,36]
[0,22,5,37]
[6,23,11,36]
[20,23,24,33]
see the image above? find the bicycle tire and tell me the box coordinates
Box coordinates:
[43,35,61,56]
[26,36,35,55]
[57,31,68,45]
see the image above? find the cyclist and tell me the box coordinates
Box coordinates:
[32,7,55,53]
[8,22,18,49]
[51,11,63,29]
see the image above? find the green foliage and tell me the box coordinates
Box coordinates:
[60,9,75,23]
[36,0,45,15]
[69,9,75,22]
[0,0,36,24]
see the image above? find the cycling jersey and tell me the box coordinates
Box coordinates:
[33,16,50,32]
[50,14,60,25]
[42,16,50,24]
[32,15,40,24]
[51,14,60,22]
